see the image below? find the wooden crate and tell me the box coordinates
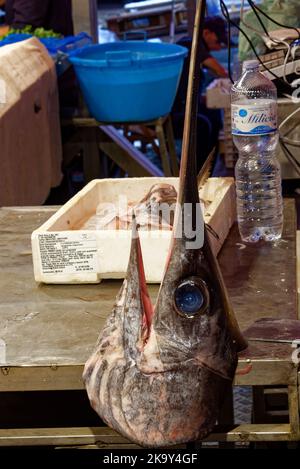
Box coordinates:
[31,177,236,284]
[106,5,187,38]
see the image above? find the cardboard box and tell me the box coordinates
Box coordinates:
[31,177,236,284]
[0,38,62,206]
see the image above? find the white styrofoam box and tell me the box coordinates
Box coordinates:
[206,78,231,109]
[31,177,236,284]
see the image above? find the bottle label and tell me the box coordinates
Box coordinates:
[231,101,277,136]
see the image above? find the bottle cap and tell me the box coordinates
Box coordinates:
[242,59,259,71]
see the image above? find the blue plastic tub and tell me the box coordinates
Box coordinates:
[69,41,188,122]
[0,33,32,47]
[0,32,92,76]
[40,32,92,57]
[0,32,92,56]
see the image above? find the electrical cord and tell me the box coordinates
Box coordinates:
[279,137,300,176]
[245,0,293,84]
[279,105,300,132]
[281,41,292,84]
[246,0,269,37]
[247,0,300,41]
[240,0,268,37]
[220,0,300,90]
[219,1,300,172]
[281,136,300,147]
[278,105,300,146]
[219,0,287,84]
[220,0,233,83]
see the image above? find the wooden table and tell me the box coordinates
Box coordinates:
[61,115,178,184]
[0,199,298,447]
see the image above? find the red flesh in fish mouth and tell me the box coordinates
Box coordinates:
[136,228,153,344]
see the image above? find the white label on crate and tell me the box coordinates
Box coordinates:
[38,233,98,275]
[231,100,277,136]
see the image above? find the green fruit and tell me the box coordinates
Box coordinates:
[0,24,62,41]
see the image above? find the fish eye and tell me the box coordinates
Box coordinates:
[174,277,209,319]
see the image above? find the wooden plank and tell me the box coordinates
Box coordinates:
[62,118,164,177]
[297,230,300,318]
[204,424,298,442]
[154,120,172,176]
[165,115,179,176]
[298,372,300,420]
[0,427,128,447]
[0,423,297,447]
[288,385,300,435]
[99,142,160,177]
[0,366,85,392]
[61,117,99,128]
[80,127,102,182]
[0,358,296,392]
[106,5,187,38]
[235,358,298,386]
[99,126,164,177]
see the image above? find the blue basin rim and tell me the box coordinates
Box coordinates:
[69,41,188,68]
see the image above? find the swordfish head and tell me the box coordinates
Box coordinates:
[83,0,246,446]
[83,155,246,447]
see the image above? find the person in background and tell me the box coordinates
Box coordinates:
[0,1,7,34]
[171,16,228,171]
[1,0,76,111]
[4,0,73,36]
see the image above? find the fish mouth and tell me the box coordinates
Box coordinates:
[135,223,154,343]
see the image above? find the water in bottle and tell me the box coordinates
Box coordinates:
[231,59,283,243]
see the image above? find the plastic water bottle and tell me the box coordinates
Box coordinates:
[231,59,283,243]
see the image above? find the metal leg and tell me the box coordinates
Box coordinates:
[218,382,235,448]
[155,118,172,176]
[81,127,101,183]
[99,126,163,177]
[252,386,266,424]
[165,115,179,176]
[288,384,300,438]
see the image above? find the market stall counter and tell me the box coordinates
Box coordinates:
[0,199,298,447]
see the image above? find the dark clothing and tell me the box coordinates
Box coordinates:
[171,36,222,172]
[6,0,77,112]
[173,36,211,115]
[5,0,73,36]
